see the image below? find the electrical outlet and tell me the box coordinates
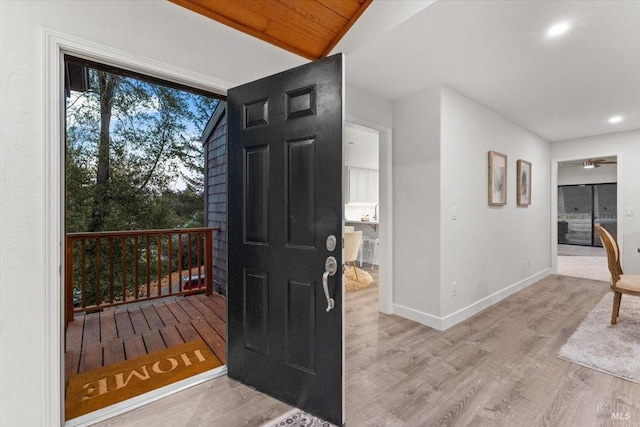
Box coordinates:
[452,281,457,297]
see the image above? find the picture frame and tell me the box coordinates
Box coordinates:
[517,159,532,206]
[488,151,507,206]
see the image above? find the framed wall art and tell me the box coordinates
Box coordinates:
[488,151,507,206]
[517,159,532,206]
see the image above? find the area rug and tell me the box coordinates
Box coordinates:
[345,266,373,292]
[65,338,221,420]
[262,408,335,427]
[558,292,640,384]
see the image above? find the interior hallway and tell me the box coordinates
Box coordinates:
[95,274,640,426]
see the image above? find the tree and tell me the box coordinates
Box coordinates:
[65,63,219,233]
[90,71,118,232]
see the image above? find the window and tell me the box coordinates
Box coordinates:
[558,183,617,246]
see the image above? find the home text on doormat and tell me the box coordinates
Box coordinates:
[65,338,221,420]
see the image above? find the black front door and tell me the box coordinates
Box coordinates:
[227,54,344,425]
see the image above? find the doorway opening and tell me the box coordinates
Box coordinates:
[344,122,381,293]
[63,56,227,423]
[556,156,617,282]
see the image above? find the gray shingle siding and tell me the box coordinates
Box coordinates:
[203,102,227,295]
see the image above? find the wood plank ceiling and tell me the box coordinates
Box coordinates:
[169,0,373,60]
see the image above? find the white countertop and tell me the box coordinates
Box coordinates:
[345,219,379,225]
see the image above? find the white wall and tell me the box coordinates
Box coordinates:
[558,163,617,185]
[345,124,379,170]
[0,2,308,425]
[345,84,392,129]
[439,86,551,325]
[392,86,442,319]
[551,130,640,274]
[391,85,551,329]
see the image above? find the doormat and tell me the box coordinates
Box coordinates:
[558,292,640,384]
[262,408,335,427]
[65,338,221,420]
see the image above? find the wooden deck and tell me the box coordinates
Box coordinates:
[65,293,226,387]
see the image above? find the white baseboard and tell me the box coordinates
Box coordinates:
[440,269,550,329]
[392,304,444,330]
[393,269,551,331]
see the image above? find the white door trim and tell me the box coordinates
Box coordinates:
[42,29,233,427]
[345,115,393,314]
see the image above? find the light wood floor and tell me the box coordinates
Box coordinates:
[95,274,640,426]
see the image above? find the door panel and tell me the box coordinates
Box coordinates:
[286,137,316,248]
[244,146,269,244]
[227,54,344,426]
[285,279,316,372]
[243,269,269,354]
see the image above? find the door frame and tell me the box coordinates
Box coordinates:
[345,116,393,314]
[550,151,623,274]
[43,30,232,426]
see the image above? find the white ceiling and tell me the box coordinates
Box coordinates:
[339,0,640,142]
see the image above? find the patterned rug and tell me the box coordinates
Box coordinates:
[558,292,640,384]
[344,266,373,292]
[263,408,335,427]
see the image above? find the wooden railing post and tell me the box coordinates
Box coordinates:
[65,237,74,325]
[205,229,213,296]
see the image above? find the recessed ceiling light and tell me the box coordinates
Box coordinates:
[608,116,623,124]
[547,21,570,37]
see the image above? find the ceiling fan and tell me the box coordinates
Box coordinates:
[581,158,617,169]
[562,158,617,169]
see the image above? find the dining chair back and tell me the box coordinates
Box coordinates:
[595,223,640,324]
[344,231,362,280]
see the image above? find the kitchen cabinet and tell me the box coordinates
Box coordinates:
[348,167,378,203]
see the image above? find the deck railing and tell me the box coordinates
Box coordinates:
[65,227,219,324]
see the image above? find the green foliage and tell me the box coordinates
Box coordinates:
[65,64,218,306]
[65,65,219,233]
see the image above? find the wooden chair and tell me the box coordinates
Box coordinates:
[344,231,362,281]
[594,223,640,324]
